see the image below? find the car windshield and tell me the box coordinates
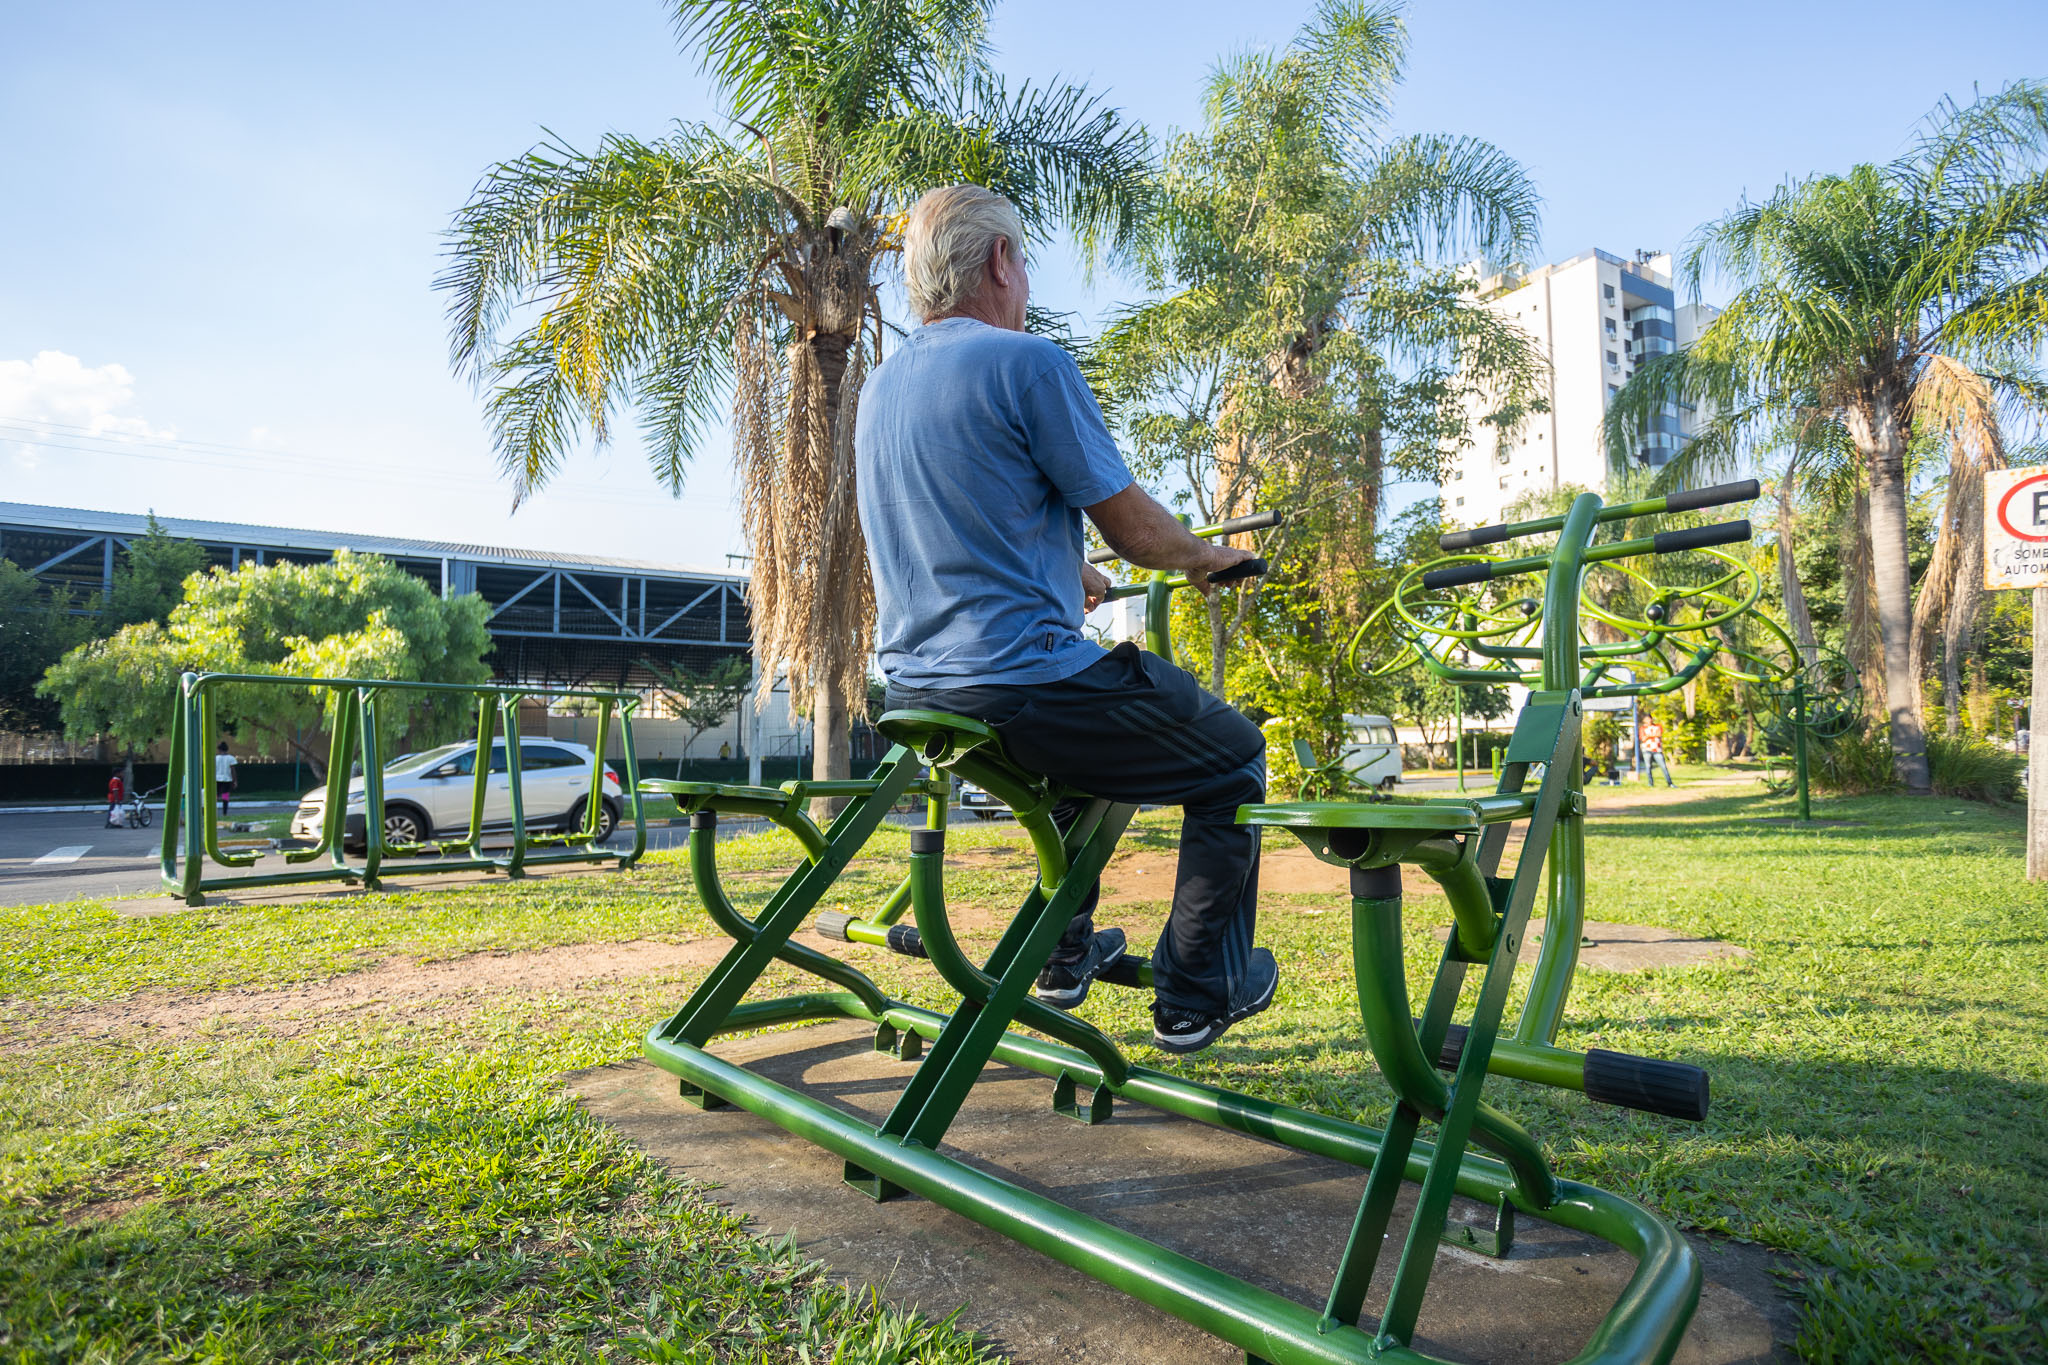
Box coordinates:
[387,743,467,774]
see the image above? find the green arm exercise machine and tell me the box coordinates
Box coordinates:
[641,491,1762,1364]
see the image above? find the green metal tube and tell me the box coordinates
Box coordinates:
[1794,678,1812,822]
[685,819,892,1020]
[645,1020,1698,1365]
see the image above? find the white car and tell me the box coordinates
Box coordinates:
[1336,714,1403,791]
[959,780,1010,820]
[291,739,624,852]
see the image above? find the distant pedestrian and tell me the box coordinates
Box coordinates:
[106,770,126,828]
[718,741,732,761]
[1639,719,1673,787]
[214,742,239,818]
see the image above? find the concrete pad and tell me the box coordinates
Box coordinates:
[1528,921,1753,972]
[570,1022,1795,1364]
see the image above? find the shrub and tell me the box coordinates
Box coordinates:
[1926,732,2024,803]
[1811,726,1897,794]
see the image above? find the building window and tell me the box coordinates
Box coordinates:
[1603,284,1616,303]
[1455,496,1465,507]
[1606,350,1619,367]
[1496,451,1510,465]
[1604,317,1617,335]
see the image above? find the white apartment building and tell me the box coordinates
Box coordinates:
[1444,248,1719,529]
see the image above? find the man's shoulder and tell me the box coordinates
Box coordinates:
[907,319,1071,377]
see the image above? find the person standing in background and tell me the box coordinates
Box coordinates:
[1639,717,1673,787]
[214,742,239,818]
[106,770,126,828]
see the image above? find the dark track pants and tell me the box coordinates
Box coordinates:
[887,642,1265,1016]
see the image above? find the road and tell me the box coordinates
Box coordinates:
[0,777,1487,909]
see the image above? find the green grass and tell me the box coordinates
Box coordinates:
[1,782,2044,1361]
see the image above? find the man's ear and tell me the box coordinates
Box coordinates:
[987,236,1016,289]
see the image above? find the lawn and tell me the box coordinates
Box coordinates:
[0,776,2042,1362]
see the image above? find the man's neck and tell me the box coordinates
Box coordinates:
[926,297,1016,331]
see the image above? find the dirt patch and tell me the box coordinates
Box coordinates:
[14,938,735,1045]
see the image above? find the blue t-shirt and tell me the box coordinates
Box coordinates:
[856,317,1133,689]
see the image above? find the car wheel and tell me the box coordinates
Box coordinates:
[594,800,619,841]
[382,806,428,848]
[1378,776,1397,792]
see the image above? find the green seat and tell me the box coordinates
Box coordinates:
[876,709,1057,819]
[1239,792,1540,870]
[638,778,793,820]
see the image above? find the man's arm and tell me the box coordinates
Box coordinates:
[1083,484,1255,595]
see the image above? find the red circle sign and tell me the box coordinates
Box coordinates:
[1996,471,2048,543]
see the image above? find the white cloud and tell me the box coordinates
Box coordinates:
[0,351,177,453]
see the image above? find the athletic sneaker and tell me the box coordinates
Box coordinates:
[1151,948,1280,1054]
[1034,928,1127,1009]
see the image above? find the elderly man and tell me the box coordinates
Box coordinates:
[854,184,1276,1055]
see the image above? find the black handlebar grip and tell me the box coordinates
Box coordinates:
[1438,524,1514,553]
[1583,1048,1710,1122]
[1206,557,1268,584]
[1652,519,1751,555]
[1663,479,1760,514]
[1421,561,1493,590]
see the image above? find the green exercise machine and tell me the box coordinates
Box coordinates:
[640,490,1764,1364]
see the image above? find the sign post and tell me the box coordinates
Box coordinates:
[1983,466,2048,880]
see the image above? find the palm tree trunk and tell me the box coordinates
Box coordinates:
[1851,401,1932,792]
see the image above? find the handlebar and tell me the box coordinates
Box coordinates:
[1438,480,1759,553]
[1420,519,1752,591]
[1102,557,1269,600]
[1087,509,1286,564]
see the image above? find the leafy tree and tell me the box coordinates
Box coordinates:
[439,0,1152,812]
[1099,0,1544,692]
[0,561,91,732]
[104,515,209,631]
[643,655,753,769]
[40,553,492,769]
[1606,83,2048,792]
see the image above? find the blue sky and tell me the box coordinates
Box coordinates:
[2,0,2043,568]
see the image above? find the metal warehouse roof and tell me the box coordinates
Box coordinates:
[0,502,744,584]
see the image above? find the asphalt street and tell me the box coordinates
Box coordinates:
[0,776,1478,909]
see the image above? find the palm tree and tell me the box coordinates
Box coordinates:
[1605,84,2048,792]
[1098,0,1545,692]
[440,0,1151,801]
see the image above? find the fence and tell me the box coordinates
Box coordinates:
[162,672,646,905]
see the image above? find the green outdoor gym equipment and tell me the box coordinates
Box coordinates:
[639,492,1762,1364]
[161,671,647,906]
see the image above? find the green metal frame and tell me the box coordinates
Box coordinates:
[160,671,648,905]
[640,495,1738,1364]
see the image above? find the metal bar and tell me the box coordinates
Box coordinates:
[645,583,721,640]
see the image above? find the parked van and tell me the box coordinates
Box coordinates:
[1337,714,1402,791]
[291,740,623,852]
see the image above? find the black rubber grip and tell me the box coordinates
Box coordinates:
[1663,480,1759,514]
[909,829,945,854]
[816,911,853,942]
[1206,557,1267,584]
[1098,953,1149,988]
[1438,524,1513,552]
[690,810,716,831]
[1351,864,1401,899]
[1583,1047,1710,1122]
[1651,519,1751,555]
[1424,1022,1710,1122]
[885,924,929,959]
[1421,561,1493,590]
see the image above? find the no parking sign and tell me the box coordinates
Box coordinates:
[1985,466,2048,589]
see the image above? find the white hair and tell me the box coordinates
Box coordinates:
[903,185,1025,321]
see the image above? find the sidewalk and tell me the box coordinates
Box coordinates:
[0,800,298,816]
